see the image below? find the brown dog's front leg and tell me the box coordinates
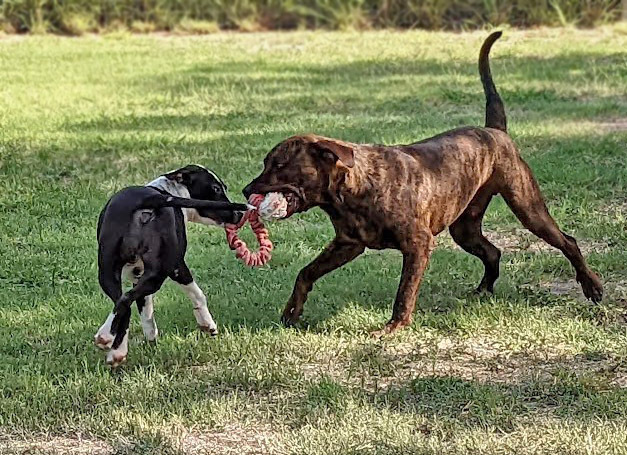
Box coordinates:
[281,238,365,327]
[372,232,434,337]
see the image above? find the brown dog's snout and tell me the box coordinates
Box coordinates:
[242,182,255,199]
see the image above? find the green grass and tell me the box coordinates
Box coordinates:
[0,27,626,454]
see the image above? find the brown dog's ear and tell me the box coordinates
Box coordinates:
[304,135,355,169]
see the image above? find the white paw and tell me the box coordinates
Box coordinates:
[105,330,129,368]
[140,313,159,342]
[94,333,114,350]
[142,321,159,342]
[193,306,217,333]
[94,313,115,350]
[198,322,218,336]
[106,349,127,368]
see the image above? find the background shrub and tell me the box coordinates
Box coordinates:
[0,0,622,34]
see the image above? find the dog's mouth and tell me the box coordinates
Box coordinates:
[251,184,305,219]
[282,191,301,217]
[255,191,301,219]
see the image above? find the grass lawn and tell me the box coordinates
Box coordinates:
[0,27,626,454]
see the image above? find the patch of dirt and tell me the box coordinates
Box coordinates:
[522,278,590,303]
[598,199,627,217]
[595,118,627,132]
[487,229,611,255]
[437,229,611,255]
[533,277,627,305]
[0,425,282,455]
[382,337,580,386]
[0,436,112,454]
[301,335,627,393]
[486,229,556,253]
[179,424,280,455]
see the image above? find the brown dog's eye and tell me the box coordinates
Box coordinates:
[276,163,286,170]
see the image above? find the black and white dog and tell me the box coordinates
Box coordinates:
[95,165,247,367]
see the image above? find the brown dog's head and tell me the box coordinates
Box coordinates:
[243,134,355,217]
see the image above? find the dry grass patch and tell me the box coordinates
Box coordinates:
[179,424,280,455]
[486,229,612,255]
[598,199,627,217]
[301,335,627,394]
[437,229,611,255]
[0,435,112,455]
[535,277,627,304]
[595,118,627,132]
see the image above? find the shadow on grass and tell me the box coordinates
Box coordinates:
[41,52,625,206]
[3,50,620,199]
[345,374,627,430]
[62,50,627,131]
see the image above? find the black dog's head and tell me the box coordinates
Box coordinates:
[165,165,244,225]
[242,135,355,217]
[165,164,230,201]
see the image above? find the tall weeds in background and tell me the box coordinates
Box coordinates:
[0,0,622,34]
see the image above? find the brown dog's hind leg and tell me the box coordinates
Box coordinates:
[450,186,501,293]
[281,238,365,327]
[500,159,603,302]
[372,230,434,337]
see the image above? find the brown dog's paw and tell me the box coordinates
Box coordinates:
[369,328,387,339]
[473,284,494,296]
[370,320,409,338]
[281,305,302,328]
[578,272,603,303]
[281,315,300,328]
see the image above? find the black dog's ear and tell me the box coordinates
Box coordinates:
[164,168,191,185]
[303,135,355,169]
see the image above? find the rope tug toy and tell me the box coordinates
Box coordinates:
[224,193,287,267]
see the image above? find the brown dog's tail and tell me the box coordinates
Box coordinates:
[479,31,507,132]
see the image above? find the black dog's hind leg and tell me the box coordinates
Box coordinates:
[95,258,123,350]
[106,270,166,367]
[170,261,218,335]
[136,294,158,342]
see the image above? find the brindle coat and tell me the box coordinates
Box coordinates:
[243,32,603,335]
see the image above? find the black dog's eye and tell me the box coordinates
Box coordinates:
[212,184,223,194]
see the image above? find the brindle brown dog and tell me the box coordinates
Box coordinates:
[243,32,603,336]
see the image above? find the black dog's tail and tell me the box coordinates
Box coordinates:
[479,31,507,132]
[140,194,248,212]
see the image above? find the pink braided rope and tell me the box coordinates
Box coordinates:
[225,194,273,267]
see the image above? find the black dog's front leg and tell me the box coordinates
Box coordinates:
[281,238,365,327]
